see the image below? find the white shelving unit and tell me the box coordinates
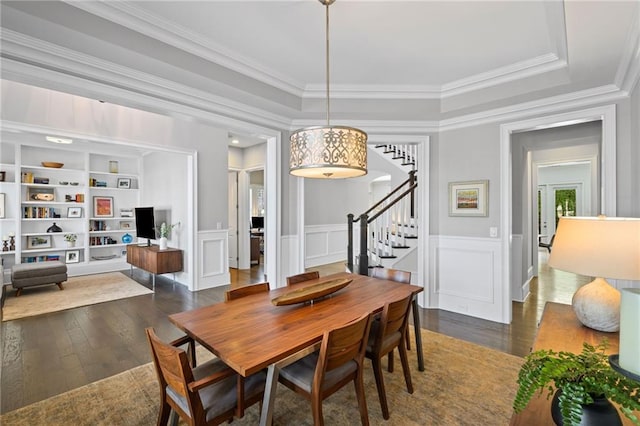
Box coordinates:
[1,141,141,279]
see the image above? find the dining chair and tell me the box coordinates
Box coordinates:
[371,267,423,372]
[145,327,266,426]
[365,294,414,420]
[286,270,320,286]
[277,312,373,426]
[224,281,270,301]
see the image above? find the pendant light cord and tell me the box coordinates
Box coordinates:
[325,1,331,127]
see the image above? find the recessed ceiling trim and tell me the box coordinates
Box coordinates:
[65,0,306,98]
[63,0,571,102]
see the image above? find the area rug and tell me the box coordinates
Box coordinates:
[0,329,524,425]
[2,272,152,321]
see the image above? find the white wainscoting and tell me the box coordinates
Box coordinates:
[304,224,347,268]
[196,230,230,290]
[430,235,507,323]
[279,235,300,289]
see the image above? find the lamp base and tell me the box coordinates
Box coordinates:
[572,277,620,332]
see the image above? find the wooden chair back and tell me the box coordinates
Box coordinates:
[225,282,270,301]
[286,271,320,286]
[318,313,372,377]
[146,327,203,420]
[374,295,413,354]
[371,267,411,284]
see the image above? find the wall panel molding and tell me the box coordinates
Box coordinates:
[196,230,230,290]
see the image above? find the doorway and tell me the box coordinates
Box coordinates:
[228,171,238,268]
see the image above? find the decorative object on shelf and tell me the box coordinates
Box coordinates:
[41,161,64,168]
[91,254,117,261]
[33,177,49,184]
[157,222,180,250]
[21,172,34,183]
[75,193,84,203]
[70,182,79,186]
[93,196,114,218]
[116,177,131,189]
[0,171,5,181]
[548,216,640,332]
[46,222,62,233]
[9,232,15,251]
[65,249,80,263]
[28,187,55,202]
[109,160,118,173]
[26,235,51,249]
[271,278,352,306]
[120,208,133,218]
[59,181,69,185]
[119,221,132,229]
[448,180,489,217]
[64,233,77,248]
[2,237,8,252]
[67,207,82,218]
[513,341,640,426]
[289,0,367,179]
[122,233,133,244]
[0,192,5,219]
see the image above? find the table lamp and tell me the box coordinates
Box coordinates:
[548,216,640,332]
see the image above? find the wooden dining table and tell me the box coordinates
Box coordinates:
[169,271,423,426]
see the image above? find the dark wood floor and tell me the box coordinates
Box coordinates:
[0,251,586,414]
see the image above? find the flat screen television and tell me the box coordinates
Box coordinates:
[251,216,264,229]
[135,207,156,246]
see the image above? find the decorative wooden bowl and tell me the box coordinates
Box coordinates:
[42,162,64,168]
[271,278,352,306]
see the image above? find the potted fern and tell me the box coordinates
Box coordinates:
[513,341,640,425]
[157,222,179,250]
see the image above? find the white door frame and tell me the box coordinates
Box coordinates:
[500,104,617,323]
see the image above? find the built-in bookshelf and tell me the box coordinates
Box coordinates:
[1,141,141,280]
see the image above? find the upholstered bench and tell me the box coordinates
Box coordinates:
[11,261,68,296]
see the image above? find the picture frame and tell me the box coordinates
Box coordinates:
[27,235,52,249]
[0,193,5,219]
[119,221,132,229]
[120,208,134,218]
[27,187,55,202]
[67,207,82,218]
[117,177,131,189]
[65,249,80,264]
[449,180,489,217]
[93,196,114,218]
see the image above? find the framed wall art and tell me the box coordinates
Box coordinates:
[449,180,489,217]
[67,207,82,218]
[65,249,80,263]
[93,196,114,218]
[117,178,131,189]
[27,235,52,249]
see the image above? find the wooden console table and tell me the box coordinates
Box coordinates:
[510,302,634,425]
[126,244,183,290]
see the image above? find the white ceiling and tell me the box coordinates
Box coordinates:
[1,1,638,127]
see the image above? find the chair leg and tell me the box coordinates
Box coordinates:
[56,282,64,290]
[387,349,394,373]
[354,371,370,426]
[398,341,414,394]
[405,327,411,350]
[311,392,324,426]
[156,401,171,426]
[15,288,22,297]
[371,356,390,420]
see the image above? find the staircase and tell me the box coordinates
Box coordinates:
[347,144,419,276]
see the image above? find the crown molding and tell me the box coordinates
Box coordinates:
[439,84,624,131]
[65,0,306,98]
[614,5,640,94]
[1,29,292,130]
[1,30,628,138]
[65,0,570,102]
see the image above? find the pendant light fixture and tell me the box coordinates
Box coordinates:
[289,0,367,179]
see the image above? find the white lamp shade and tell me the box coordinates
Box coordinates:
[548,216,640,281]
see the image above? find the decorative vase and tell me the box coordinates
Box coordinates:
[551,390,622,426]
[122,233,133,244]
[66,241,75,248]
[47,222,62,233]
[159,236,168,250]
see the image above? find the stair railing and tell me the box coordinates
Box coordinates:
[347,171,417,275]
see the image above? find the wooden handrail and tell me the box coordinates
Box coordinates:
[352,170,416,222]
[367,183,417,223]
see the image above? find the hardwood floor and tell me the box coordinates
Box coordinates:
[0,250,587,414]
